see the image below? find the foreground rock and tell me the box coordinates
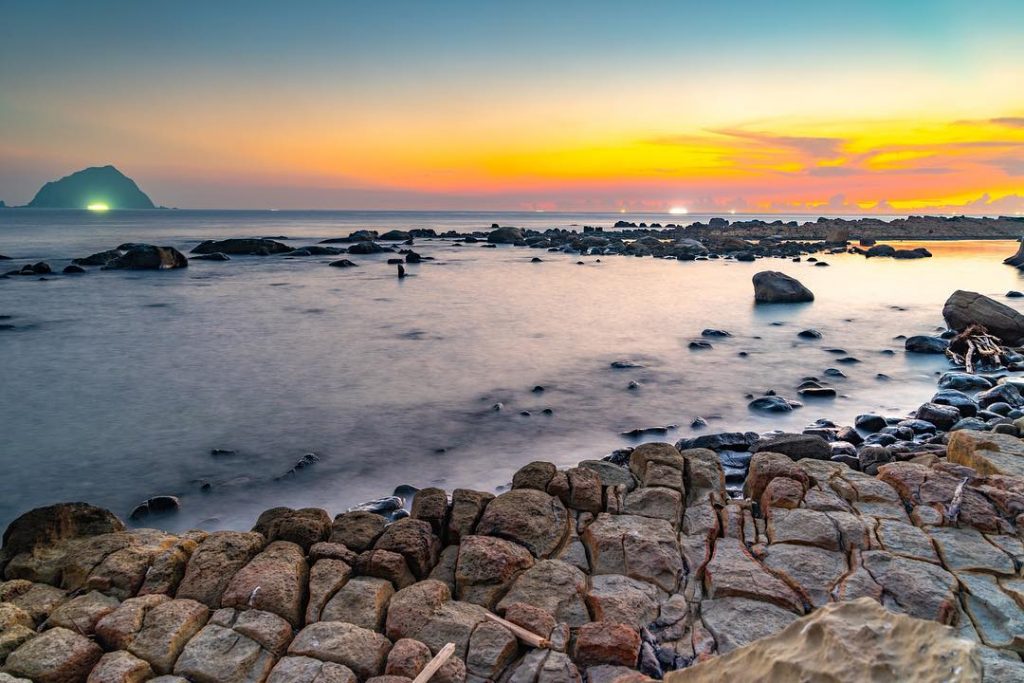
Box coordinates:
[191,238,292,256]
[752,271,814,303]
[943,290,1024,345]
[102,245,188,270]
[665,597,982,682]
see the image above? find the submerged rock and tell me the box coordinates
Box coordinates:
[103,245,188,270]
[192,238,292,256]
[904,335,949,354]
[752,271,814,304]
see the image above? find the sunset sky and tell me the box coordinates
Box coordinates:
[2,0,1023,213]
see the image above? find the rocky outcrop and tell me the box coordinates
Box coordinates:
[26,165,156,210]
[102,245,188,270]
[751,271,814,303]
[191,239,292,256]
[942,290,1024,345]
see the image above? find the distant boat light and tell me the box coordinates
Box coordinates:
[86,202,109,212]
[668,206,689,215]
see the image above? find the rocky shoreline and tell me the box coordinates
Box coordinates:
[4,294,1024,681]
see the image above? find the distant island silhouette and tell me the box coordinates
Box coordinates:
[26,165,156,209]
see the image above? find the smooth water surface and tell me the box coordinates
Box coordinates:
[2,210,1024,532]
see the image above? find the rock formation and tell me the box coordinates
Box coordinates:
[26,165,155,209]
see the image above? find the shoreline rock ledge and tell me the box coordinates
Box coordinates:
[3,437,1024,682]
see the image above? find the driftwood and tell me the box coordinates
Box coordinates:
[945,324,1010,373]
[412,643,456,683]
[483,611,553,649]
[945,477,969,526]
[1004,235,1024,268]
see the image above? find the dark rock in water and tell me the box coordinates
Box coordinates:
[798,329,822,339]
[855,414,887,432]
[904,335,949,354]
[752,271,814,303]
[628,380,640,390]
[192,238,292,255]
[62,264,86,274]
[397,264,406,278]
[894,248,931,259]
[27,165,156,209]
[611,360,644,369]
[103,244,188,270]
[814,261,829,267]
[388,258,404,265]
[748,395,798,412]
[865,244,896,258]
[542,408,554,415]
[986,401,1013,416]
[277,452,320,479]
[405,251,423,263]
[824,348,846,354]
[942,290,1024,345]
[129,495,180,520]
[836,356,861,364]
[976,383,1024,408]
[951,417,989,432]
[876,373,891,381]
[937,371,993,391]
[603,448,634,467]
[531,257,543,262]
[487,226,525,244]
[190,252,230,261]
[688,340,713,350]
[691,417,708,429]
[73,249,123,266]
[379,230,411,241]
[931,389,979,416]
[701,329,731,337]
[348,241,389,254]
[622,424,677,437]
[915,402,962,430]
[210,448,237,456]
[823,368,846,378]
[0,254,9,260]
[26,261,52,274]
[288,245,347,256]
[532,385,545,393]
[836,426,863,446]
[329,259,358,268]
[798,386,836,398]
[677,431,760,452]
[858,445,893,474]
[753,433,831,460]
[320,230,378,244]
[1007,291,1024,298]
[350,495,405,515]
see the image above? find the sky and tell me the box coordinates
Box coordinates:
[1,0,1023,213]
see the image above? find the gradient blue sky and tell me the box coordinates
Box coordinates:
[2,1,1023,211]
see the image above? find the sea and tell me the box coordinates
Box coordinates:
[2,209,1023,533]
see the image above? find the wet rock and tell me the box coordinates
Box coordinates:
[752,271,813,303]
[748,395,798,412]
[329,259,359,268]
[915,402,961,430]
[487,227,525,244]
[455,535,534,608]
[190,252,230,261]
[797,329,822,339]
[192,238,292,256]
[943,290,1024,344]
[752,433,830,460]
[175,531,265,608]
[62,264,86,274]
[73,249,123,266]
[3,627,103,683]
[289,622,392,680]
[905,335,949,354]
[221,540,308,627]
[676,432,758,452]
[475,489,568,558]
[938,372,994,392]
[103,245,188,270]
[573,622,640,668]
[129,496,180,520]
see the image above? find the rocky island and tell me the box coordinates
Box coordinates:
[23,166,156,210]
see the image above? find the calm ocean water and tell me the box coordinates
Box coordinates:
[2,209,1023,532]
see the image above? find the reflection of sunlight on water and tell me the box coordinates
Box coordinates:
[2,218,1024,531]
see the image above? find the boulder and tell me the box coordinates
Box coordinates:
[191,238,292,256]
[904,336,949,354]
[573,621,640,668]
[704,538,804,613]
[496,559,589,626]
[348,241,388,254]
[331,511,387,551]
[102,245,188,270]
[697,597,800,654]
[454,535,534,608]
[221,540,309,627]
[373,518,440,579]
[175,531,265,608]
[744,452,810,502]
[72,249,123,266]
[487,227,525,244]
[666,598,981,682]
[1,503,124,559]
[752,433,830,461]
[947,430,1024,477]
[86,650,155,683]
[252,507,331,551]
[475,490,568,558]
[3,627,103,683]
[288,622,392,680]
[320,576,394,631]
[268,657,358,683]
[581,514,683,592]
[752,271,814,304]
[445,489,493,545]
[942,290,1024,344]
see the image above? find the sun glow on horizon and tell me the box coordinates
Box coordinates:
[668,206,689,215]
[86,202,109,211]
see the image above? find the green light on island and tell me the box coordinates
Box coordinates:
[86,202,110,211]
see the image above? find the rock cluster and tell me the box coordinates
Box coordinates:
[4,431,1024,682]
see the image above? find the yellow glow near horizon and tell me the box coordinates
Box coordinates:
[668,206,689,215]
[86,202,109,211]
